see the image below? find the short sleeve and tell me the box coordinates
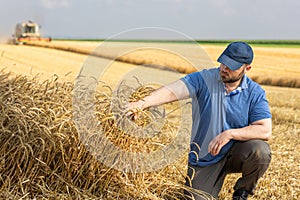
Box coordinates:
[181,71,205,98]
[249,89,272,124]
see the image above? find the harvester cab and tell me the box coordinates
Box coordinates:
[13,21,51,44]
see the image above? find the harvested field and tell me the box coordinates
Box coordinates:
[0,41,299,199]
[23,41,300,88]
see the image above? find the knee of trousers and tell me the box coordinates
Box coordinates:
[241,140,271,165]
[245,140,271,164]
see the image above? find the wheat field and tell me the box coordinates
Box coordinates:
[0,41,299,199]
[21,40,300,87]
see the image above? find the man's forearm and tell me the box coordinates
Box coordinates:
[142,86,177,109]
[133,80,190,110]
[227,118,272,141]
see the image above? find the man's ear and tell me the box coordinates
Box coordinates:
[245,65,252,73]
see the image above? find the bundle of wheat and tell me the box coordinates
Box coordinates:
[0,71,210,199]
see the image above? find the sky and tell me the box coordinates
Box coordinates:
[1,0,300,40]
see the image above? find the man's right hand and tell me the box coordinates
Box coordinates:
[125,80,189,120]
[125,99,145,120]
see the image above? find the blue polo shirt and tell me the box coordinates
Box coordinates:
[181,67,271,167]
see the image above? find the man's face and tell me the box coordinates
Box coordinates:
[219,63,249,83]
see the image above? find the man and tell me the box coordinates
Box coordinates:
[128,42,272,199]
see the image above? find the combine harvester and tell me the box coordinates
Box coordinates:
[12,20,51,44]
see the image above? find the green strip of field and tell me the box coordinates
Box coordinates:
[196,40,300,47]
[53,38,300,47]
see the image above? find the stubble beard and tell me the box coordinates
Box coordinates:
[220,70,245,83]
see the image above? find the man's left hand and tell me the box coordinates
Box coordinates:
[208,130,233,156]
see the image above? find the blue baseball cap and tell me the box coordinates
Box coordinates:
[217,41,254,71]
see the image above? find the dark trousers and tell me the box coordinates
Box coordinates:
[184,140,271,199]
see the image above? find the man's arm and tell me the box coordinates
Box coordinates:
[208,118,272,156]
[127,79,189,112]
[228,118,272,141]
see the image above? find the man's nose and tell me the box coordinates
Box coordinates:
[221,64,229,71]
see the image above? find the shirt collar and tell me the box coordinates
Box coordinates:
[239,75,248,89]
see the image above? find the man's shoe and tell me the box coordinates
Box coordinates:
[232,189,249,200]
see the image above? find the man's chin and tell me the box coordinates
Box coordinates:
[221,76,229,83]
[221,77,237,83]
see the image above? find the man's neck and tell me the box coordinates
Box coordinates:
[224,79,242,94]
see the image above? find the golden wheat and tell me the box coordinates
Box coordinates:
[0,70,213,199]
